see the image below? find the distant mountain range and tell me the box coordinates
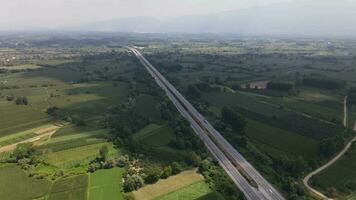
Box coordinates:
[75,0,356,36]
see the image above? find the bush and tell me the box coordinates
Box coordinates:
[15,96,29,105]
[46,106,59,114]
[161,166,172,179]
[123,174,144,192]
[221,107,246,133]
[267,82,293,92]
[11,143,34,160]
[6,95,14,101]
[115,155,129,167]
[143,165,161,184]
[171,162,183,175]
[99,145,109,161]
[302,77,345,90]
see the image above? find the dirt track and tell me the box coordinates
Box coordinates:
[0,123,64,153]
[303,96,356,200]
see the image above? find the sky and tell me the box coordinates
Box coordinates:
[0,0,299,30]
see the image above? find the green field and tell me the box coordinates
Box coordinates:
[132,124,174,147]
[263,89,344,123]
[0,124,53,147]
[0,164,51,200]
[202,91,289,118]
[0,61,130,137]
[246,119,319,160]
[155,181,211,200]
[88,168,125,200]
[49,174,88,200]
[311,143,356,198]
[43,142,119,168]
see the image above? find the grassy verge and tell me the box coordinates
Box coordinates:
[88,167,125,200]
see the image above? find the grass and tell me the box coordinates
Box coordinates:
[0,124,61,148]
[0,151,11,161]
[202,91,289,118]
[0,66,129,137]
[132,124,162,141]
[132,124,174,147]
[49,174,88,200]
[0,99,51,137]
[88,168,125,200]
[264,93,343,123]
[0,164,51,200]
[132,169,204,200]
[38,137,106,152]
[0,125,47,145]
[131,124,188,160]
[154,181,211,200]
[245,119,319,160]
[44,129,107,145]
[311,143,356,198]
[196,192,223,200]
[0,64,42,70]
[43,142,118,168]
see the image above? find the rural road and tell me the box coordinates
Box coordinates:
[344,96,348,127]
[129,47,285,200]
[303,96,356,200]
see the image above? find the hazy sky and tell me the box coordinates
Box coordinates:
[0,0,300,30]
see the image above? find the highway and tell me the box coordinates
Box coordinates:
[128,47,285,200]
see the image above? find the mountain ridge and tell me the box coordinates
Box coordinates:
[72,0,356,36]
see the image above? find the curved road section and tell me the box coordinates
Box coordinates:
[128,47,285,200]
[303,96,356,199]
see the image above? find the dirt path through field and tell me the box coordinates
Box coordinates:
[0,123,64,153]
[344,96,348,127]
[303,96,356,200]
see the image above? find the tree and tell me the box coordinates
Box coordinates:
[99,145,109,161]
[46,106,58,115]
[347,87,356,106]
[15,96,29,105]
[302,77,345,90]
[123,175,144,192]
[221,107,246,133]
[171,162,183,175]
[319,136,344,159]
[185,152,202,167]
[6,95,14,101]
[267,82,293,92]
[327,187,338,198]
[161,166,172,179]
[185,85,202,99]
[143,166,162,184]
[12,143,34,160]
[115,155,128,167]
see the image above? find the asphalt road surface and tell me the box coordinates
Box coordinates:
[128,47,285,200]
